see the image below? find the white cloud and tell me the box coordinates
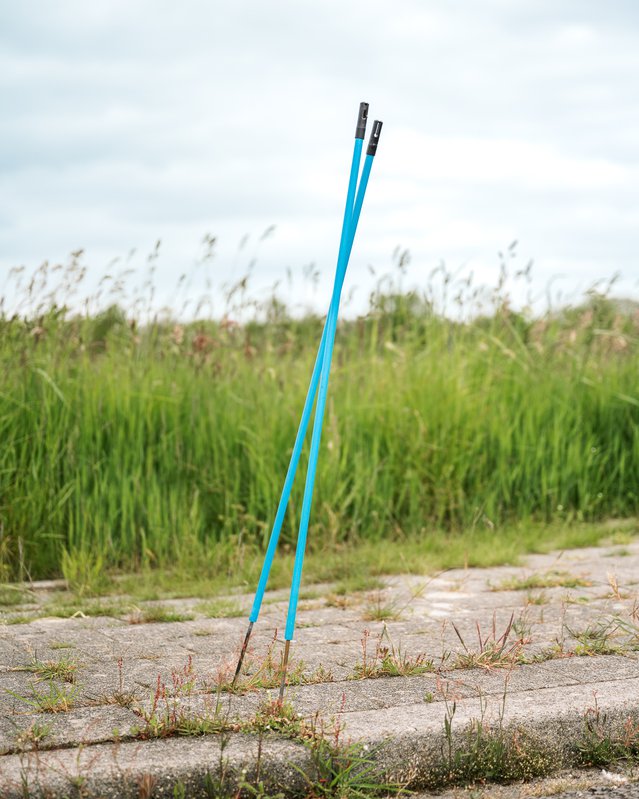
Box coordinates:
[1,0,638,317]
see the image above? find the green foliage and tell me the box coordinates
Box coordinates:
[351,627,434,679]
[19,655,79,683]
[429,698,556,789]
[7,679,78,713]
[437,717,556,786]
[127,604,195,624]
[493,570,592,592]
[1,254,638,581]
[576,700,639,766]
[61,548,109,597]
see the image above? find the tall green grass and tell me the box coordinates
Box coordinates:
[0,252,637,581]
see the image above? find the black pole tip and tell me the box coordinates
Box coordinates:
[355,102,369,139]
[366,120,383,156]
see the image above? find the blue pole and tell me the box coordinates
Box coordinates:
[247,142,363,625]
[284,146,378,644]
[232,104,371,686]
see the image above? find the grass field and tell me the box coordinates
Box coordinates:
[1,251,637,589]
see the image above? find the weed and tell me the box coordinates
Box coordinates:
[128,604,195,624]
[325,593,358,609]
[351,627,434,679]
[362,577,435,622]
[433,701,556,788]
[61,548,109,597]
[613,614,639,649]
[511,611,533,642]
[43,598,129,619]
[576,695,639,766]
[0,585,34,606]
[493,571,593,592]
[135,674,203,738]
[451,613,526,670]
[8,680,77,713]
[332,576,385,596]
[523,640,572,664]
[299,588,323,601]
[15,721,52,750]
[566,620,622,656]
[3,613,41,625]
[564,595,591,605]
[363,593,403,622]
[195,599,244,618]
[220,634,307,694]
[301,737,393,798]
[606,573,630,600]
[252,698,302,736]
[525,591,548,605]
[17,656,79,683]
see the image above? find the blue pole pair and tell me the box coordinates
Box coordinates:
[232,103,383,698]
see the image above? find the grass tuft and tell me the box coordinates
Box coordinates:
[451,613,526,670]
[127,605,195,625]
[351,627,434,679]
[18,656,79,683]
[493,571,593,592]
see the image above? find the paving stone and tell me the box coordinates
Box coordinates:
[0,705,140,755]
[1,541,638,797]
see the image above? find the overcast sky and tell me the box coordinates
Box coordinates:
[1,1,638,319]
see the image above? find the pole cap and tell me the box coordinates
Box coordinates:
[367,120,383,156]
[355,102,369,139]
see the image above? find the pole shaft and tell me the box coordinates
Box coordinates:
[247,136,364,625]
[284,154,375,642]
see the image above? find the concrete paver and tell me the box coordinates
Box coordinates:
[1,539,638,797]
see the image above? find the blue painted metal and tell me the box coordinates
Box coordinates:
[247,137,364,625]
[284,152,375,641]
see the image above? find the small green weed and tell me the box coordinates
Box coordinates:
[8,680,77,713]
[362,593,403,622]
[61,548,109,597]
[325,593,359,609]
[430,699,556,789]
[221,641,305,694]
[4,613,41,625]
[128,605,195,624]
[576,697,639,766]
[44,598,129,619]
[567,620,623,656]
[0,585,34,606]
[613,613,639,649]
[15,721,52,750]
[221,635,333,694]
[18,656,79,683]
[452,613,526,670]
[195,599,244,618]
[351,627,434,679]
[301,736,394,799]
[493,571,593,592]
[525,591,548,605]
[332,576,385,596]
